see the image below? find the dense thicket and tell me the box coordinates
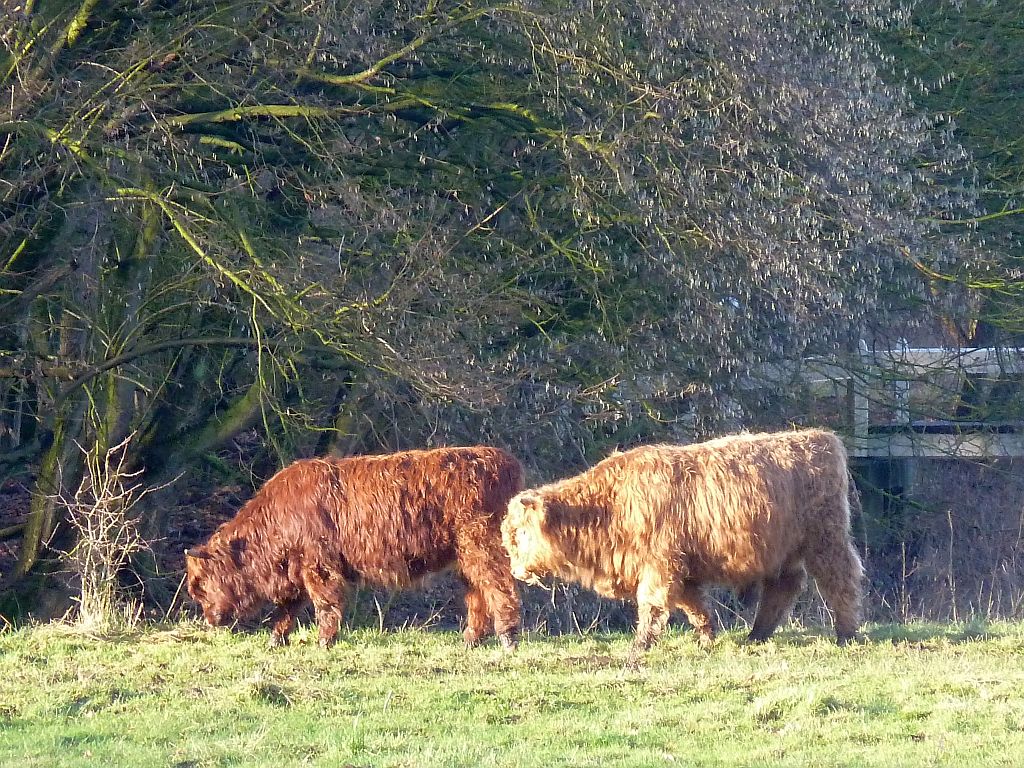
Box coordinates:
[0,0,974,608]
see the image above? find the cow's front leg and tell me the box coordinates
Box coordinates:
[628,574,670,666]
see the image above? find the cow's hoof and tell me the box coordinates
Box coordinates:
[696,632,715,652]
[745,630,772,645]
[318,635,337,649]
[498,633,519,651]
[463,628,484,648]
[268,633,289,649]
[836,632,861,647]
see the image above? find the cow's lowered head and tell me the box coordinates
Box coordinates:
[184,536,260,627]
[501,491,558,586]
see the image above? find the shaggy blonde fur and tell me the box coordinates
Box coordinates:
[502,429,864,651]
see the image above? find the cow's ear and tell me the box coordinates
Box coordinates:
[185,547,211,561]
[520,492,545,516]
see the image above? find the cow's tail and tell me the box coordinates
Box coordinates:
[846,468,863,526]
[495,449,525,497]
[847,467,870,570]
[480,448,525,513]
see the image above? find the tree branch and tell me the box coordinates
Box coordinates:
[63,0,101,49]
[295,4,525,88]
[55,337,266,406]
[164,104,341,127]
[0,524,26,542]
[0,258,79,316]
[52,336,358,405]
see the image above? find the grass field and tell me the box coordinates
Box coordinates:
[1,620,1023,767]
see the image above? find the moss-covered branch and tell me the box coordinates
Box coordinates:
[295,4,525,87]
[55,337,268,405]
[163,104,341,127]
[10,404,82,581]
[0,524,26,542]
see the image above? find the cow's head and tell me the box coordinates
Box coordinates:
[184,536,256,627]
[502,491,557,586]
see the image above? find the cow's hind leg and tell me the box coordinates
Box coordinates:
[670,582,715,650]
[461,582,494,648]
[268,598,304,647]
[748,564,806,643]
[460,566,520,650]
[302,565,348,648]
[805,540,864,645]
[457,532,521,650]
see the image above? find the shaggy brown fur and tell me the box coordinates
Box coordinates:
[186,446,523,648]
[502,429,864,654]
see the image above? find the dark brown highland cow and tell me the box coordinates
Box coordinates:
[185,446,523,648]
[502,429,864,656]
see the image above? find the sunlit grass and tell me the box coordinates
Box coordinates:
[2,621,1023,767]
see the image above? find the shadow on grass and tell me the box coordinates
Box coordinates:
[723,620,1002,648]
[865,619,998,645]
[637,620,1009,653]
[6,615,1011,657]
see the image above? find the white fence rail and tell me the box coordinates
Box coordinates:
[801,341,1024,459]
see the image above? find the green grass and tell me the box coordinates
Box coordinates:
[2,621,1023,767]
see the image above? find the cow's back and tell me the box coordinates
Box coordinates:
[665,430,849,583]
[580,431,848,585]
[317,446,521,586]
[204,457,340,551]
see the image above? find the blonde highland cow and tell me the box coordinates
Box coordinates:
[502,429,864,655]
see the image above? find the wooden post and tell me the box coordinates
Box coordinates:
[848,339,871,455]
[893,337,911,425]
